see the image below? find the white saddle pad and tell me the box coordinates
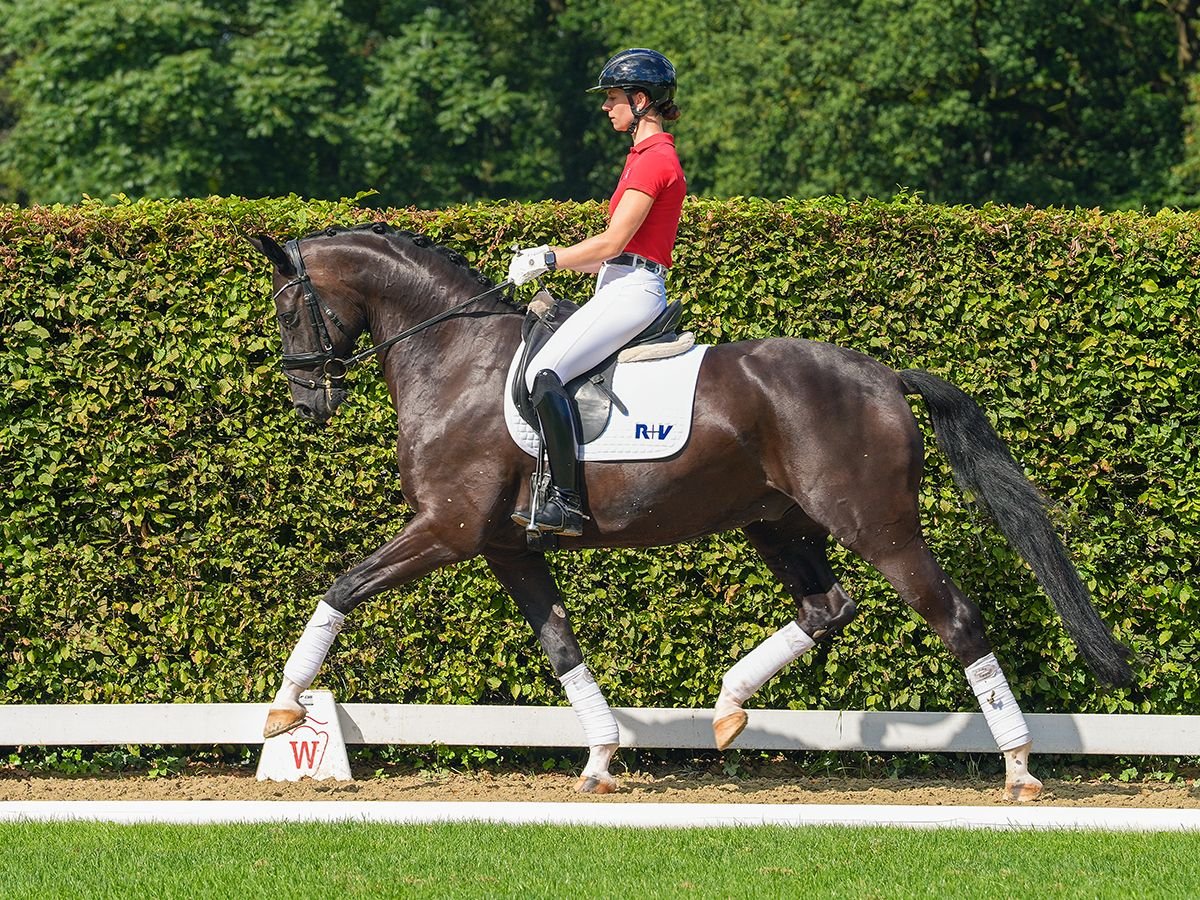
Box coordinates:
[504,344,709,461]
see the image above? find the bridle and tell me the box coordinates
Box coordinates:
[274,237,512,402]
[275,240,351,394]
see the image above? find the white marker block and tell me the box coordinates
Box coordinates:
[256,690,352,782]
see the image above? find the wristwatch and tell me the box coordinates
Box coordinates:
[544,250,557,272]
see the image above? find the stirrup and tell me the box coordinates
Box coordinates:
[510,495,584,533]
[532,487,584,537]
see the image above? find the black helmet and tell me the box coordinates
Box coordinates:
[587,48,676,109]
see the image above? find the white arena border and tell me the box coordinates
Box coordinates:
[3,704,1200,755]
[4,705,1199,831]
[2,800,1199,831]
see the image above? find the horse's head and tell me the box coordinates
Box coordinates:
[250,232,365,425]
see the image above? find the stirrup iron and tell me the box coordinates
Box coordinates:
[532,485,585,536]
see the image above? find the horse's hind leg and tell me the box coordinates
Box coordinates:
[868,537,1042,801]
[787,387,1041,801]
[486,547,620,794]
[714,514,860,750]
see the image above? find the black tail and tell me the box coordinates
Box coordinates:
[899,369,1133,687]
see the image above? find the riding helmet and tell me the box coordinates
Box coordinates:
[586,48,677,108]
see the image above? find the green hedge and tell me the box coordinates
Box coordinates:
[1,195,1196,719]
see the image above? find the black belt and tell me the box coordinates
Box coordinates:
[609,253,667,276]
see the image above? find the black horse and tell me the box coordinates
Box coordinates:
[250,223,1131,800]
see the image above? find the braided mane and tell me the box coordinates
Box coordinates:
[301,221,518,307]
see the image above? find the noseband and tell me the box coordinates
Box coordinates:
[275,237,512,403]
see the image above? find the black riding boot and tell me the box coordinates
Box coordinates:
[514,369,584,536]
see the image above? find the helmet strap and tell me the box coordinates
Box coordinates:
[624,89,654,140]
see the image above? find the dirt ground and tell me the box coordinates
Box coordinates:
[2,767,1198,807]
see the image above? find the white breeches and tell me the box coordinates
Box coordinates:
[524,262,667,391]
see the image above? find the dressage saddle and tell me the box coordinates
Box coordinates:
[510,288,694,443]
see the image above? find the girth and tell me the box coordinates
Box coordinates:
[510,288,690,444]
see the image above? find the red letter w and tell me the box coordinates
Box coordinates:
[290,741,319,768]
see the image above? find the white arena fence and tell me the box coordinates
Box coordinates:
[1,703,1198,755]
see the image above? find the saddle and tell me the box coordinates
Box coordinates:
[511,288,695,443]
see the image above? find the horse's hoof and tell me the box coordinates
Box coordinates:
[262,707,307,739]
[575,774,618,795]
[714,710,748,751]
[1004,776,1044,803]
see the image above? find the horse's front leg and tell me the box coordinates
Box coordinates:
[263,515,470,738]
[486,548,620,794]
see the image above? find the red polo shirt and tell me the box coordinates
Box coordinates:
[609,132,686,268]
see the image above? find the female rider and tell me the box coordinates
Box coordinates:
[509,48,685,537]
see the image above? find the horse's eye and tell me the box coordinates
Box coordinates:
[277,310,300,328]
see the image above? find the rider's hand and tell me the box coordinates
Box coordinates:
[508,245,552,286]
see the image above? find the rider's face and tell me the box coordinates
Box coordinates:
[601,88,645,132]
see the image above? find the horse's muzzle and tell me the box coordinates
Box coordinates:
[294,402,331,427]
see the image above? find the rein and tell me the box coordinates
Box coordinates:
[276,237,512,399]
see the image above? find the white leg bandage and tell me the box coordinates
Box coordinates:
[965,652,1031,752]
[282,601,346,690]
[560,663,620,751]
[721,621,816,704]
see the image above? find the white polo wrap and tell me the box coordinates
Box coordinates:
[965,652,1031,752]
[560,663,620,750]
[282,601,346,690]
[721,620,816,704]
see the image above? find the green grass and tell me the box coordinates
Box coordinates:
[0,821,1197,899]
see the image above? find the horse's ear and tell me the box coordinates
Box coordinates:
[248,233,295,276]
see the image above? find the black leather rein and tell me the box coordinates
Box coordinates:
[275,238,512,398]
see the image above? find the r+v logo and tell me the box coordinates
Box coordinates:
[635,423,673,440]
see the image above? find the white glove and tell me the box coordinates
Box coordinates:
[508,245,552,286]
